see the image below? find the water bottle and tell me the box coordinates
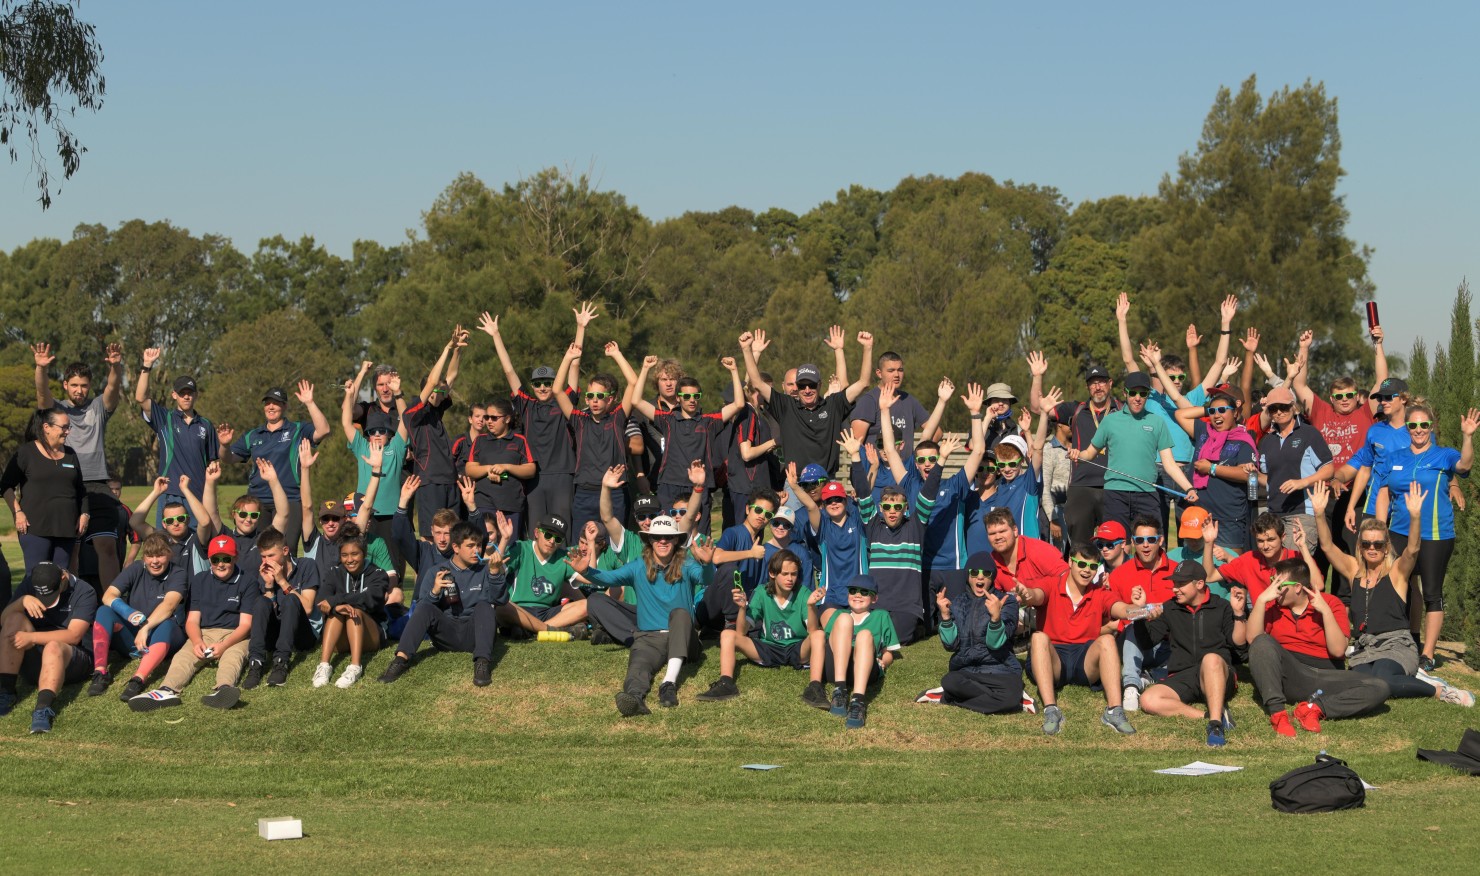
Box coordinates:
[1247,470,1259,502]
[1126,605,1155,621]
[537,630,572,642]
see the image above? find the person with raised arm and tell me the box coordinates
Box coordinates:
[740,327,872,478]
[134,345,222,529]
[222,379,331,554]
[402,325,469,537]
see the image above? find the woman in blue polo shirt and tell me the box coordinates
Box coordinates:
[1378,404,1476,671]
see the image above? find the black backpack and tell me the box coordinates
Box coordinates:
[1269,754,1366,813]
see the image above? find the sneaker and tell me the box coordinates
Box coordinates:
[377,657,409,684]
[562,624,591,642]
[200,685,241,709]
[658,681,679,708]
[590,624,614,646]
[1420,654,1438,672]
[1206,720,1227,747]
[1438,683,1476,708]
[845,696,868,729]
[335,664,364,689]
[1293,700,1323,733]
[1416,667,1444,688]
[1021,691,1037,714]
[1221,710,1236,731]
[128,689,181,713]
[0,690,16,717]
[266,658,290,687]
[118,676,146,702]
[86,670,113,697]
[915,687,944,704]
[1122,684,1140,712]
[1042,704,1065,735]
[1102,705,1137,735]
[29,706,56,734]
[615,691,650,716]
[241,660,265,690]
[801,680,830,709]
[829,684,848,717]
[1270,710,1296,738]
[311,662,333,688]
[473,658,492,687]
[695,676,740,702]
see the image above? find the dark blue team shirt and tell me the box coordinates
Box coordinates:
[111,560,189,625]
[142,404,219,498]
[188,568,260,630]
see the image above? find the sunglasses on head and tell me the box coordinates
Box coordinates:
[1360,539,1387,550]
[1131,535,1161,545]
[1265,404,1292,414]
[967,567,992,578]
[584,391,610,400]
[1126,389,1150,398]
[677,391,703,400]
[236,511,260,520]
[162,514,188,525]
[1330,391,1358,400]
[1094,539,1125,550]
[530,380,553,389]
[1069,557,1097,569]
[209,555,235,565]
[1407,421,1432,431]
[1207,405,1233,415]
[878,502,906,511]
[748,504,774,520]
[538,529,563,544]
[915,455,939,465]
[847,587,873,596]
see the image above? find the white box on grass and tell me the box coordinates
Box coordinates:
[258,817,303,840]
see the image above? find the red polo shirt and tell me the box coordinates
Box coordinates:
[1264,593,1350,660]
[1040,575,1117,645]
[1217,548,1299,601]
[1108,553,1175,632]
[993,536,1070,594]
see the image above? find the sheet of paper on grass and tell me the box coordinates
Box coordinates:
[741,764,781,771]
[1155,761,1243,776]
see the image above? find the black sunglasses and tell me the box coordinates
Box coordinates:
[847,587,873,596]
[1265,404,1292,414]
[1126,389,1150,398]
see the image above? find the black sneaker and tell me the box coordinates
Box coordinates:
[590,624,614,646]
[615,691,650,716]
[830,684,848,716]
[801,680,830,710]
[695,676,740,702]
[0,690,16,717]
[845,695,868,729]
[658,681,679,708]
[378,657,409,684]
[241,660,265,690]
[1420,654,1438,672]
[118,676,146,702]
[266,658,290,687]
[201,685,241,710]
[473,658,492,687]
[86,670,113,697]
[562,624,591,641]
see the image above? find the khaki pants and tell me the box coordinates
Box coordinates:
[159,628,250,693]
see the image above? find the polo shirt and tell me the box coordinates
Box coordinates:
[1039,578,1117,645]
[350,430,407,517]
[110,560,189,626]
[404,394,456,484]
[1380,446,1465,540]
[717,524,767,591]
[1107,553,1175,632]
[141,404,218,496]
[230,420,313,502]
[512,388,576,475]
[1348,420,1409,515]
[1217,548,1299,601]
[469,431,534,512]
[1054,399,1121,489]
[849,388,929,459]
[570,405,628,489]
[802,505,867,608]
[983,467,1043,539]
[1264,593,1349,662]
[745,588,812,647]
[822,608,901,652]
[764,391,855,474]
[1258,422,1332,515]
[1090,408,1172,493]
[188,569,258,630]
[723,406,776,495]
[504,539,573,608]
[652,409,726,488]
[991,536,1069,594]
[11,577,98,646]
[1147,385,1207,462]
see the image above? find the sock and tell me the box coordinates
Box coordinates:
[135,642,170,680]
[0,673,16,694]
[662,658,682,685]
[720,674,733,683]
[35,689,56,710]
[850,692,864,703]
[91,623,111,670]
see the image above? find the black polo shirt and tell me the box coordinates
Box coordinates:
[512,388,575,475]
[653,409,725,488]
[469,432,534,512]
[404,394,456,484]
[189,568,259,629]
[763,391,855,474]
[11,577,98,645]
[571,405,629,490]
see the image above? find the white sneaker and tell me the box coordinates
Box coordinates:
[335,664,364,689]
[1122,685,1140,712]
[1438,683,1476,708]
[1021,691,1037,714]
[1416,668,1444,688]
[311,662,333,688]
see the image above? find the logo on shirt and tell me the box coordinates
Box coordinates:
[816,412,829,420]
[197,425,208,439]
[530,575,556,598]
[769,621,796,641]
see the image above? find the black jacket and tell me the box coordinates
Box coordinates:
[1143,591,1235,674]
[319,564,390,622]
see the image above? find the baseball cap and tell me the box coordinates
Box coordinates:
[342,492,365,515]
[173,376,198,394]
[819,481,847,502]
[1264,386,1296,406]
[1170,559,1207,585]
[208,534,238,558]
[1093,520,1127,542]
[845,573,878,594]
[28,563,65,607]
[1378,377,1408,396]
[633,494,662,518]
[319,500,346,519]
[964,551,996,576]
[799,463,828,484]
[771,506,796,527]
[1179,506,1211,539]
[995,435,1029,459]
[640,516,683,539]
[986,382,1016,403]
[1085,365,1111,382]
[530,365,558,382]
[262,387,289,405]
[1209,384,1241,406]
[1122,371,1153,391]
[795,364,822,386]
[538,514,568,539]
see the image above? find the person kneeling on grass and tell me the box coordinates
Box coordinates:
[378,520,511,687]
[1136,560,1244,747]
[131,535,258,712]
[87,533,188,701]
[311,532,389,689]
[569,516,715,716]
[1016,543,1138,736]
[0,563,98,733]
[696,549,821,702]
[917,554,1024,715]
[800,574,899,730]
[494,513,589,639]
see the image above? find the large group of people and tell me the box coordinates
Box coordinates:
[1,294,1474,745]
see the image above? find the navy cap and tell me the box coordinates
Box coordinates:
[964,551,996,576]
[1122,371,1153,391]
[845,573,878,594]
[262,387,288,404]
[173,376,198,394]
[799,463,828,483]
[1378,377,1408,395]
[795,364,822,386]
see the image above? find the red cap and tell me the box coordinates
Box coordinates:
[208,534,238,558]
[1093,520,1126,542]
[819,481,847,501]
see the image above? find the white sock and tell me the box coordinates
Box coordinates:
[663,658,682,684]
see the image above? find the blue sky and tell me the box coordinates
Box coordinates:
[2,1,1475,359]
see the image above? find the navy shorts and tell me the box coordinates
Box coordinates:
[822,648,886,685]
[1052,641,1096,688]
[20,644,94,685]
[1162,659,1235,705]
[750,638,805,669]
[518,603,563,622]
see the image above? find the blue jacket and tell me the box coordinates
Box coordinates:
[940,592,1020,675]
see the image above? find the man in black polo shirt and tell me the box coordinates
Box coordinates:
[404,326,468,536]
[1029,352,1121,549]
[1257,386,1334,550]
[1137,560,1242,747]
[739,326,872,476]
[0,563,98,733]
[135,347,224,529]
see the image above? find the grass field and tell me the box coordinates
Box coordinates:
[3,621,1479,874]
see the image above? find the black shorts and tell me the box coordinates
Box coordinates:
[83,482,123,540]
[518,603,563,622]
[1047,641,1095,688]
[20,644,94,686]
[750,638,805,669]
[1161,659,1235,705]
[821,648,886,684]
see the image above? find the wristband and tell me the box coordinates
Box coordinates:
[140,365,153,372]
[1210,463,1218,476]
[969,413,984,420]
[393,393,405,399]
[692,486,704,493]
[372,471,385,478]
[1219,329,1232,335]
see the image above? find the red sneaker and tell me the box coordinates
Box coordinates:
[1293,700,1324,733]
[1269,710,1297,738]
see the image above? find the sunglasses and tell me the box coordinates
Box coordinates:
[636,512,657,522]
[1207,405,1233,415]
[1407,421,1432,431]
[584,391,610,400]
[235,511,260,520]
[796,382,819,390]
[769,518,792,529]
[1131,535,1161,545]
[1330,391,1358,400]
[1360,540,1387,550]
[162,514,189,525]
[992,459,1025,470]
[966,567,992,578]
[487,414,509,421]
[823,497,846,505]
[1372,394,1398,402]
[1166,373,1187,381]
[1276,580,1301,590]
[668,507,688,517]
[878,502,906,511]
[847,587,873,596]
[1126,389,1150,398]
[1069,557,1097,569]
[209,555,235,565]
[915,455,939,465]
[538,529,564,544]
[530,380,554,389]
[319,515,344,525]
[46,422,72,431]
[748,504,775,520]
[1094,539,1125,550]
[1265,404,1292,414]
[799,480,824,489]
[677,392,703,400]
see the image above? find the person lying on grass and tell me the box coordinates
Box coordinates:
[800,573,899,730]
[696,548,821,702]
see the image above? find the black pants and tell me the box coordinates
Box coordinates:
[1063,486,1105,552]
[573,487,624,540]
[526,472,573,538]
[249,591,318,663]
[624,609,698,698]
[1247,635,1389,718]
[1388,533,1454,613]
[587,593,638,647]
[941,669,1024,715]
[1102,489,1160,535]
[414,481,460,538]
[1352,658,1437,699]
[397,600,496,661]
[368,515,403,578]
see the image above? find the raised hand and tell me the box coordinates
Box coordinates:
[1220,294,1239,325]
[457,476,476,507]
[688,459,707,488]
[983,588,1004,622]
[1026,350,1048,377]
[496,510,515,543]
[1370,324,1384,345]
[1229,587,1247,616]
[573,301,599,327]
[1185,324,1202,349]
[1042,385,1064,411]
[476,311,499,338]
[1461,408,1480,436]
[152,475,170,493]
[1240,327,1260,353]
[750,330,770,355]
[1016,406,1031,434]
[825,325,845,350]
[719,356,737,372]
[1138,342,1162,368]
[31,342,54,368]
[1309,480,1330,514]
[360,441,385,472]
[1405,481,1427,519]
[299,439,319,469]
[855,330,873,347]
[1298,329,1314,349]
[962,381,984,415]
[937,377,954,401]
[255,457,279,483]
[938,433,963,460]
[387,373,402,395]
[689,537,716,565]
[737,331,754,349]
[566,342,582,360]
[785,461,799,485]
[451,325,469,348]
[642,354,658,370]
[602,465,627,489]
[400,474,422,504]
[104,342,123,365]
[862,442,879,470]
[296,380,315,404]
[878,383,897,411]
[604,340,621,358]
[935,586,951,619]
[1202,519,1220,545]
[142,347,162,368]
[1221,357,1242,380]
[1115,292,1131,321]
[837,428,862,459]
